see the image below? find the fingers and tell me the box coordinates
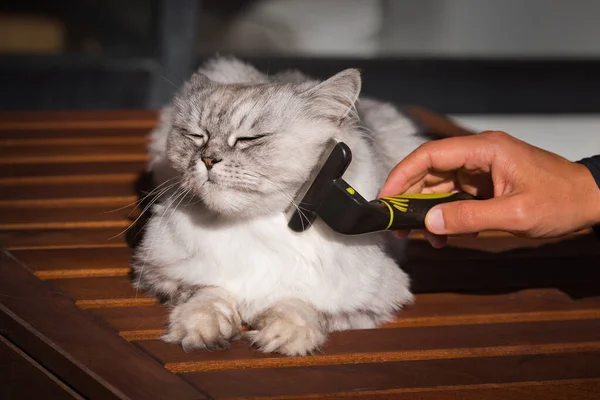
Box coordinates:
[379,133,499,198]
[425,196,516,235]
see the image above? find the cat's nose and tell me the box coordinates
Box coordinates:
[201,155,222,170]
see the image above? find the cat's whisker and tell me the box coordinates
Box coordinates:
[136,175,181,203]
[160,75,180,90]
[130,179,187,241]
[134,185,187,297]
[103,176,180,214]
[163,186,193,235]
[242,171,310,227]
[107,180,181,241]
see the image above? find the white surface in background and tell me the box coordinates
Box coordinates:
[381,0,600,57]
[222,0,382,56]
[449,115,600,161]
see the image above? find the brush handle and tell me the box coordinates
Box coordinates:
[375,192,477,231]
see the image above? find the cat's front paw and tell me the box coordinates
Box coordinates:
[246,299,327,356]
[162,288,242,351]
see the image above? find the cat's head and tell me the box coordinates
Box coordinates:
[165,68,361,217]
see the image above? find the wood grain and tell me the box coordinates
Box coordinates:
[0,227,128,250]
[90,306,169,341]
[216,378,600,400]
[0,153,149,165]
[0,252,207,400]
[0,202,136,225]
[0,161,146,177]
[0,334,82,400]
[0,143,146,158]
[46,276,155,308]
[0,181,138,201]
[182,352,600,399]
[0,109,157,123]
[12,247,133,279]
[135,319,600,372]
[0,137,147,146]
[0,127,150,140]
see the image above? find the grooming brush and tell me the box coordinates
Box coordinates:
[287,140,476,235]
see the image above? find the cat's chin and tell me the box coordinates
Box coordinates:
[194,184,284,219]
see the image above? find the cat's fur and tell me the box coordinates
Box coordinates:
[132,56,428,355]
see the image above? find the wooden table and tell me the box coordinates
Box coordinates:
[1,111,599,400]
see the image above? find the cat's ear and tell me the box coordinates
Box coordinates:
[303,69,362,121]
[188,71,213,89]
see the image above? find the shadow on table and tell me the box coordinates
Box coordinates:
[393,233,600,300]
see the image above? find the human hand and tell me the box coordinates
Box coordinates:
[379,131,600,247]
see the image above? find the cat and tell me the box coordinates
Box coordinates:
[132,56,428,356]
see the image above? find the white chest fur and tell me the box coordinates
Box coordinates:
[143,202,397,315]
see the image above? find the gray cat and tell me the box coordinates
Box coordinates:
[132,56,427,355]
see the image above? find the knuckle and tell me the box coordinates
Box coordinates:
[508,197,535,230]
[478,131,514,151]
[480,130,510,142]
[478,130,514,160]
[418,140,437,156]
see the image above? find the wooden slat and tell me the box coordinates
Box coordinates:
[0,127,150,140]
[91,306,168,341]
[0,111,157,131]
[397,290,600,318]
[0,153,149,165]
[0,161,146,177]
[0,334,81,399]
[0,180,138,201]
[0,143,146,158]
[0,110,157,122]
[0,202,136,225]
[181,352,600,399]
[0,251,207,400]
[0,173,139,185]
[11,247,133,279]
[0,227,128,250]
[135,319,600,373]
[0,196,137,208]
[0,137,147,146]
[214,379,600,400]
[0,120,156,131]
[47,276,155,308]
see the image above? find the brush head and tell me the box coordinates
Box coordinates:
[287,140,352,232]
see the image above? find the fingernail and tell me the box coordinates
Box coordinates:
[426,207,445,233]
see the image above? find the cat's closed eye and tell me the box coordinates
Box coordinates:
[176,126,205,140]
[235,134,268,146]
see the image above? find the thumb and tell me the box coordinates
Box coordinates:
[425,197,514,235]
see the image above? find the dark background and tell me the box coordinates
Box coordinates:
[1,0,599,114]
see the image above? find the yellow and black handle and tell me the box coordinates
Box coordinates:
[312,179,477,235]
[375,192,477,231]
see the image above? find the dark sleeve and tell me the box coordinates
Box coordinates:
[576,155,600,237]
